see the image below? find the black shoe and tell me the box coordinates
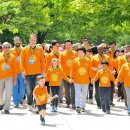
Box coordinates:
[110,103,115,106]
[106,111,111,114]
[40,116,45,125]
[20,100,23,105]
[76,107,81,113]
[82,108,85,112]
[0,104,4,110]
[72,105,76,110]
[4,110,10,114]
[97,106,101,109]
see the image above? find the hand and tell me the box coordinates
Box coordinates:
[13,78,17,86]
[92,67,98,72]
[91,79,94,84]
[69,78,73,84]
[115,82,118,87]
[22,71,26,78]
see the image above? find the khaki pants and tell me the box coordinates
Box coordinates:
[0,78,13,111]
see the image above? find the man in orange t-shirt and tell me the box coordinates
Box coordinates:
[10,36,25,108]
[20,33,45,110]
[59,40,77,109]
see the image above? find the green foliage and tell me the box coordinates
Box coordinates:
[0,0,130,45]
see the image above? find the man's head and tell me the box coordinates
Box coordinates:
[51,40,60,52]
[29,33,37,48]
[14,36,22,48]
[65,39,73,51]
[97,45,104,55]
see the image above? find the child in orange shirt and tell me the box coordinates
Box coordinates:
[33,75,48,125]
[92,60,115,114]
[46,58,71,112]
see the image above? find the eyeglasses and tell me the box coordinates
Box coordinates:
[3,46,10,49]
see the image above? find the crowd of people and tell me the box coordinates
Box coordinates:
[0,34,130,125]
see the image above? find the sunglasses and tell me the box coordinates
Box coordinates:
[3,46,10,49]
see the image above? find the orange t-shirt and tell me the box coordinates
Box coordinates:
[10,47,22,74]
[33,85,48,105]
[0,53,17,79]
[116,62,130,87]
[20,45,45,75]
[72,57,94,84]
[46,67,69,86]
[59,50,77,76]
[93,69,115,87]
[118,55,127,72]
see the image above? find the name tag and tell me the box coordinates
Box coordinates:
[16,57,20,62]
[4,65,10,70]
[29,59,35,64]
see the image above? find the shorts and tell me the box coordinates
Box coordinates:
[37,104,46,112]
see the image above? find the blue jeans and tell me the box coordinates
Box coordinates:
[99,87,111,112]
[13,73,25,105]
[51,86,59,107]
[74,83,89,108]
[25,75,39,105]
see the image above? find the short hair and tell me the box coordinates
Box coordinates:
[125,52,130,59]
[101,60,109,65]
[77,47,86,54]
[30,33,36,37]
[109,41,116,45]
[37,75,45,81]
[65,39,73,44]
[51,40,59,46]
[2,42,11,48]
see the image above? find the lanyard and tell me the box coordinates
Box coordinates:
[29,45,36,57]
[3,53,10,64]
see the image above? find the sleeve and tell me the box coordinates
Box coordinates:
[40,48,46,72]
[93,71,100,82]
[20,48,26,72]
[59,68,69,82]
[12,56,18,79]
[110,71,115,82]
[88,60,94,79]
[116,65,124,82]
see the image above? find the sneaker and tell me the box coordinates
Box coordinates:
[28,105,33,111]
[40,116,45,125]
[110,103,115,106]
[82,108,85,112]
[97,106,101,109]
[72,105,76,110]
[0,104,4,110]
[14,104,19,108]
[54,106,58,112]
[106,111,111,114]
[76,107,81,113]
[51,106,54,112]
[127,108,130,114]
[88,99,93,104]
[4,110,10,114]
[66,104,70,108]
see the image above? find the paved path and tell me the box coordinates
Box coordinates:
[0,99,129,130]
